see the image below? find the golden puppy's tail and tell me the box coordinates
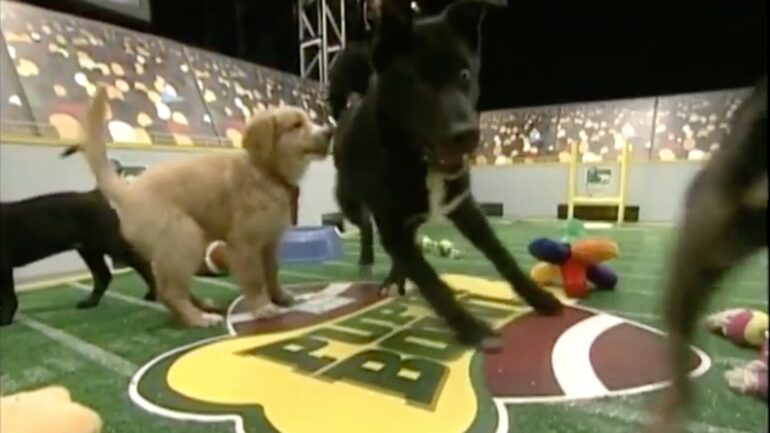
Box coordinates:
[80,86,132,207]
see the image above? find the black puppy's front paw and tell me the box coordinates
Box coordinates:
[377,267,407,296]
[76,298,99,309]
[143,291,157,302]
[450,313,502,352]
[0,315,13,327]
[378,276,406,296]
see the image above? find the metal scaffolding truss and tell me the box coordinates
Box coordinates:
[298,0,348,84]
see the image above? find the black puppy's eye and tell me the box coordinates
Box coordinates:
[459,69,471,81]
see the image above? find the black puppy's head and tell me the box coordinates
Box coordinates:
[371,0,505,173]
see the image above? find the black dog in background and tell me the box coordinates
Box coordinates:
[648,76,767,433]
[330,0,562,349]
[0,189,156,326]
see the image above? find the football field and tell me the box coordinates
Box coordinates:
[1,220,767,433]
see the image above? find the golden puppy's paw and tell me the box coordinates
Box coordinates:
[253,303,283,320]
[201,313,225,327]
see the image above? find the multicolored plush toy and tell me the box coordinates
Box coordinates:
[707,308,769,400]
[528,219,619,298]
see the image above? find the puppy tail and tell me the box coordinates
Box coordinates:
[59,144,81,158]
[80,86,132,208]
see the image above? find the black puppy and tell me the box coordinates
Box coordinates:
[648,77,767,433]
[0,189,156,326]
[330,0,562,348]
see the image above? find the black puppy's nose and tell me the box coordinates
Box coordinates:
[448,126,480,153]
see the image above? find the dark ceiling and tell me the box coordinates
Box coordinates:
[15,0,768,110]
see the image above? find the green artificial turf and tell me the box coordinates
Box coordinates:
[1,220,767,433]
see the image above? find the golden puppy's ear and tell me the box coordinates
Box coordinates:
[242,112,278,162]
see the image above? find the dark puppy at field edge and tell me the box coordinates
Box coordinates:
[648,76,767,433]
[0,189,156,326]
[330,0,563,349]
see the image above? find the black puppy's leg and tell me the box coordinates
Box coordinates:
[336,181,375,277]
[377,221,499,349]
[76,249,112,309]
[378,263,407,296]
[0,265,17,326]
[121,251,157,302]
[448,198,563,315]
[358,215,376,278]
[660,198,765,421]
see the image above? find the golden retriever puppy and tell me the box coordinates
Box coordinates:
[75,86,332,327]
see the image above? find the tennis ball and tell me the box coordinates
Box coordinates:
[438,240,452,256]
[419,235,436,253]
[437,239,461,259]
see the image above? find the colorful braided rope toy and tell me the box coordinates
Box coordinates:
[528,219,619,298]
[706,309,769,400]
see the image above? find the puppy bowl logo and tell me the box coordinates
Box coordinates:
[129,275,711,433]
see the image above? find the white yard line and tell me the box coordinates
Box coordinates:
[605,309,661,322]
[621,288,768,307]
[195,268,333,291]
[16,268,133,292]
[198,269,332,284]
[194,276,238,291]
[713,356,757,368]
[16,314,138,377]
[280,269,334,281]
[68,282,165,312]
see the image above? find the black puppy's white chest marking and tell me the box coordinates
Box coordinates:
[426,167,470,222]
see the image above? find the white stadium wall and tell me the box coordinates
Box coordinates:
[469,161,704,222]
[0,142,338,283]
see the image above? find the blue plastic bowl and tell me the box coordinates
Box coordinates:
[278,226,344,264]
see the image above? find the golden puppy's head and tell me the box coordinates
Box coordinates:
[242,106,333,184]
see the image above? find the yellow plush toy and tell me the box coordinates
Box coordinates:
[0,386,102,433]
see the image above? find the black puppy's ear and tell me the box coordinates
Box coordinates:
[444,0,506,49]
[371,0,414,70]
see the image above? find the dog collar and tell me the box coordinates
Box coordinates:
[263,165,298,195]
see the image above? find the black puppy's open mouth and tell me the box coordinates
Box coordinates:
[429,147,468,174]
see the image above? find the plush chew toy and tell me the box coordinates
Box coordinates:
[705,308,769,348]
[528,219,619,298]
[0,386,102,433]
